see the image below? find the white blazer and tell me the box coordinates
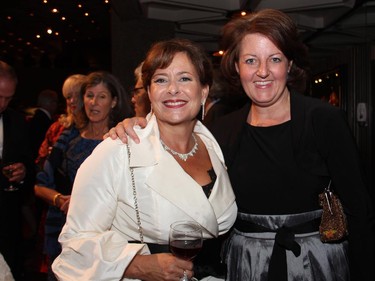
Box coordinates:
[52,114,237,281]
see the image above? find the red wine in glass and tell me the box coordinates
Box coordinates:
[169,221,203,281]
[170,239,202,261]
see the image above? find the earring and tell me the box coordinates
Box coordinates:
[201,99,206,121]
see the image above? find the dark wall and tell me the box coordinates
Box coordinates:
[111,16,175,92]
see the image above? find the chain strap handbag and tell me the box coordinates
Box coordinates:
[126,144,144,244]
[318,180,348,242]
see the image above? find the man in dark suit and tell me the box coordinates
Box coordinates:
[0,60,35,280]
[28,89,59,161]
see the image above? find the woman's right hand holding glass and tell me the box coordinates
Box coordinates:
[105,117,147,144]
[124,253,194,281]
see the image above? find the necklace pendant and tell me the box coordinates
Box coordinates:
[160,134,199,161]
[179,154,189,161]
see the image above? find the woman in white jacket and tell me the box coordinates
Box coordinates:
[52,38,237,281]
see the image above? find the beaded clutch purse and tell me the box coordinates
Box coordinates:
[318,181,348,242]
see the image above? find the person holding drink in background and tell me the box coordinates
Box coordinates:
[52,38,237,281]
[0,60,36,280]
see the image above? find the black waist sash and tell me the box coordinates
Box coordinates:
[234,216,320,281]
[146,243,169,254]
[128,241,169,254]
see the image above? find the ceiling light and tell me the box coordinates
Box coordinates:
[227,10,251,18]
[213,50,224,57]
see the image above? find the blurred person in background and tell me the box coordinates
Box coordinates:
[201,68,243,128]
[131,61,151,117]
[34,71,133,281]
[0,60,35,280]
[28,89,59,162]
[32,74,86,275]
[35,74,86,169]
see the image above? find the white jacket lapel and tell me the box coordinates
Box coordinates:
[145,151,219,236]
[126,114,234,237]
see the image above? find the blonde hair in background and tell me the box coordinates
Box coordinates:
[60,74,86,128]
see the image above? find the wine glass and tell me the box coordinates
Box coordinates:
[169,221,203,281]
[2,162,18,192]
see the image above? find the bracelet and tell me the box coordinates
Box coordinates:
[53,193,62,207]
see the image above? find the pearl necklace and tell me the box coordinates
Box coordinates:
[160,134,198,161]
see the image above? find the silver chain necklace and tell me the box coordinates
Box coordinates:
[160,134,198,161]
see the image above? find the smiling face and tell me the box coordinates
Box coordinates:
[235,33,292,108]
[83,82,117,124]
[148,52,209,126]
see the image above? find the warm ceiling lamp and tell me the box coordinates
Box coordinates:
[213,50,224,57]
[227,10,251,18]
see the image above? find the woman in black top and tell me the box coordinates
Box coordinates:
[210,8,374,281]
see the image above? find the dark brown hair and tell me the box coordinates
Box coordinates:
[220,9,310,92]
[142,38,213,90]
[76,71,133,129]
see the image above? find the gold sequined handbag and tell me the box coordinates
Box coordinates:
[318,181,348,242]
